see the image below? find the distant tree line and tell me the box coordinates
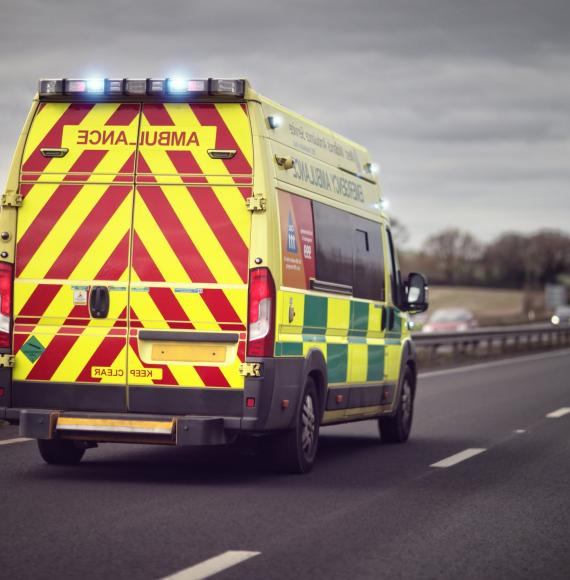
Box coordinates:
[393,221,570,289]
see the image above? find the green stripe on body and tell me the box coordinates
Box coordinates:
[303,295,328,334]
[366,345,384,381]
[349,301,369,337]
[275,342,304,356]
[327,343,348,383]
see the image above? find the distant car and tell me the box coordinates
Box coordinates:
[551,305,570,325]
[422,308,478,333]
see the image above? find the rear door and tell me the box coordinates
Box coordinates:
[13,103,140,402]
[127,102,253,401]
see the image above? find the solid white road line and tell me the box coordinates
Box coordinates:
[546,407,570,419]
[0,437,32,446]
[161,551,260,580]
[419,348,570,379]
[430,448,486,468]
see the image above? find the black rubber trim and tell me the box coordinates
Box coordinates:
[325,383,396,411]
[12,381,127,413]
[128,386,243,416]
[138,330,239,343]
[309,278,353,296]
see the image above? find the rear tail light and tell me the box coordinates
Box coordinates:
[0,263,13,348]
[246,268,275,358]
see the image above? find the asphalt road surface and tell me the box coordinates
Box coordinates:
[1,349,569,580]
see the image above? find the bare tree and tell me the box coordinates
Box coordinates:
[389,216,410,248]
[424,228,482,284]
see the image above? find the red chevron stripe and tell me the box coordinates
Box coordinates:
[188,186,249,282]
[76,308,128,382]
[44,185,131,280]
[166,150,203,175]
[135,153,155,179]
[147,288,195,329]
[94,231,130,280]
[19,184,33,198]
[105,103,140,126]
[27,306,85,381]
[200,289,245,330]
[194,366,231,388]
[237,340,246,362]
[190,104,252,176]
[113,153,136,182]
[137,185,215,283]
[132,231,163,281]
[62,149,108,181]
[15,284,62,320]
[22,104,94,173]
[26,333,80,380]
[12,332,29,354]
[16,184,84,276]
[142,103,175,126]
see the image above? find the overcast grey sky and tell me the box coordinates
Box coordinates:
[1,0,568,247]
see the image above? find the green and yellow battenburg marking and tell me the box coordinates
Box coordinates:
[276,290,404,385]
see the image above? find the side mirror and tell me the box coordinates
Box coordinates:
[404,272,429,313]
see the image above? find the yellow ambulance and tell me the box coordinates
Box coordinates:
[0,78,428,473]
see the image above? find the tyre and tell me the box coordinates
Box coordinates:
[37,439,85,465]
[268,377,320,474]
[379,366,414,443]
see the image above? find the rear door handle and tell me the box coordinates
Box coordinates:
[89,286,110,319]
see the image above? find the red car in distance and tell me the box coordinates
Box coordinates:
[422,308,478,333]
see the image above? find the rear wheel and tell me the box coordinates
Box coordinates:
[37,439,85,465]
[269,377,320,474]
[379,367,414,443]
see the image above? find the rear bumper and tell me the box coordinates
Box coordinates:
[0,358,304,438]
[3,356,307,435]
[20,409,237,446]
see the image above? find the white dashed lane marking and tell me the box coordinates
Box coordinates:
[546,407,570,419]
[161,551,261,580]
[430,448,487,468]
[0,437,32,446]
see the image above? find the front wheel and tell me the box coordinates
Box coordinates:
[379,367,414,443]
[268,377,320,474]
[37,439,85,465]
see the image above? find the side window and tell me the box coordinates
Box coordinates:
[313,202,354,289]
[386,228,401,307]
[352,217,385,301]
[313,201,385,300]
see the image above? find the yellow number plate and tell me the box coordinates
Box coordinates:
[151,342,227,363]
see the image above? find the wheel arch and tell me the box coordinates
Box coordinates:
[302,348,328,419]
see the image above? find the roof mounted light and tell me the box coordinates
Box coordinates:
[209,78,245,97]
[38,79,63,96]
[37,77,247,99]
[364,162,379,175]
[267,115,282,129]
[124,79,147,95]
[86,78,105,93]
[165,78,208,95]
[65,79,87,94]
[148,78,165,95]
[106,79,124,94]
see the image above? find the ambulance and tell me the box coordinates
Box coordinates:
[0,78,428,473]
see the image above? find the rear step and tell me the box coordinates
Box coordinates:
[19,410,228,446]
